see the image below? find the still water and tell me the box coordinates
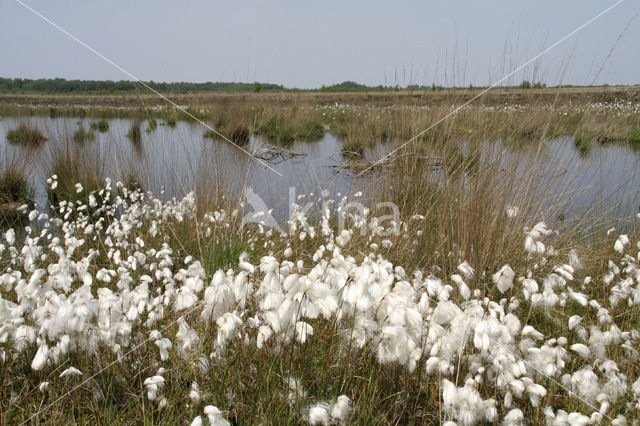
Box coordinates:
[1,116,638,223]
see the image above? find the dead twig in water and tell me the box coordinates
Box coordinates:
[252,144,307,165]
[330,152,442,176]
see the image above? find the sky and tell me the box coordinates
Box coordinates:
[0,1,638,89]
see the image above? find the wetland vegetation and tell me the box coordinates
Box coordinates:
[1,85,640,424]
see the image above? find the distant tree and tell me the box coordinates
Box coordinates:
[519,80,532,89]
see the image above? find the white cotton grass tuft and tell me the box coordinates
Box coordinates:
[189,381,201,403]
[330,395,352,421]
[502,408,524,425]
[568,249,582,270]
[59,366,82,379]
[203,405,231,426]
[5,228,15,246]
[524,222,549,253]
[457,261,474,280]
[2,180,640,423]
[308,402,330,425]
[493,265,514,293]
[143,375,165,401]
[295,321,314,343]
[31,343,49,371]
[506,205,519,218]
[614,234,629,253]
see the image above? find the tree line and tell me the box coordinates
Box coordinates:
[0,78,285,94]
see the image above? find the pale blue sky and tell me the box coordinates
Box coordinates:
[1,1,638,88]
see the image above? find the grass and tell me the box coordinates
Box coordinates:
[254,115,296,145]
[0,168,32,204]
[147,117,158,132]
[45,143,106,208]
[6,124,48,147]
[73,126,95,144]
[89,119,109,133]
[341,140,364,159]
[0,151,34,227]
[127,120,143,150]
[627,127,640,145]
[294,120,325,141]
[1,171,638,423]
[2,87,640,155]
[1,87,640,423]
[204,126,251,146]
[574,129,595,157]
[229,127,250,145]
[0,167,33,227]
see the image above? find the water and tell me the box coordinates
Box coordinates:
[1,116,639,223]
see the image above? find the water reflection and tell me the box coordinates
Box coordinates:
[0,116,638,222]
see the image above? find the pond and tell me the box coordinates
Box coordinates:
[1,116,639,224]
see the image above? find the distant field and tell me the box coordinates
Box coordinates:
[1,85,639,109]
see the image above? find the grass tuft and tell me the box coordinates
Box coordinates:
[90,119,109,133]
[73,126,95,144]
[6,124,48,147]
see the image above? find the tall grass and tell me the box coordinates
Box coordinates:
[45,142,107,207]
[0,151,34,227]
[1,88,640,424]
[89,119,109,133]
[6,123,48,147]
[73,126,95,144]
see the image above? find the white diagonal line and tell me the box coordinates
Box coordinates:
[14,0,283,177]
[357,0,626,177]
